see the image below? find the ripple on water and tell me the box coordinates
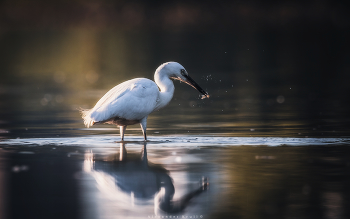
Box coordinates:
[0,135,349,147]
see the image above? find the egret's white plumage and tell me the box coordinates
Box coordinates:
[81,62,209,141]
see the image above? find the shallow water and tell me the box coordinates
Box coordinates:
[1,136,350,219]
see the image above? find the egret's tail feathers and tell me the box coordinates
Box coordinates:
[79,108,96,128]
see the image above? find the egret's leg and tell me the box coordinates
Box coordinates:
[120,126,127,141]
[140,117,148,141]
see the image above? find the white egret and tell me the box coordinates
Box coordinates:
[81,62,209,141]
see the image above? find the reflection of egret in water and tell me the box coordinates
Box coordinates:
[83,143,208,215]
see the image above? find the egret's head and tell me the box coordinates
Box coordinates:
[158,62,209,98]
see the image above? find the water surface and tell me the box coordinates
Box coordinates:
[1,3,350,218]
[1,136,350,219]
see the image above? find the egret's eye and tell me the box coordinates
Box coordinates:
[180,69,187,76]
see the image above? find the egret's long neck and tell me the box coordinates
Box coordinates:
[154,70,175,110]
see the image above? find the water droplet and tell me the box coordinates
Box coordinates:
[276,95,285,103]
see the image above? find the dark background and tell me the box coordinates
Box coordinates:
[0,0,349,138]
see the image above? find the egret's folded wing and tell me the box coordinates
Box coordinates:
[82,79,134,127]
[82,78,159,127]
[93,81,131,111]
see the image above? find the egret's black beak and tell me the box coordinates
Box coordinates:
[183,75,209,98]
